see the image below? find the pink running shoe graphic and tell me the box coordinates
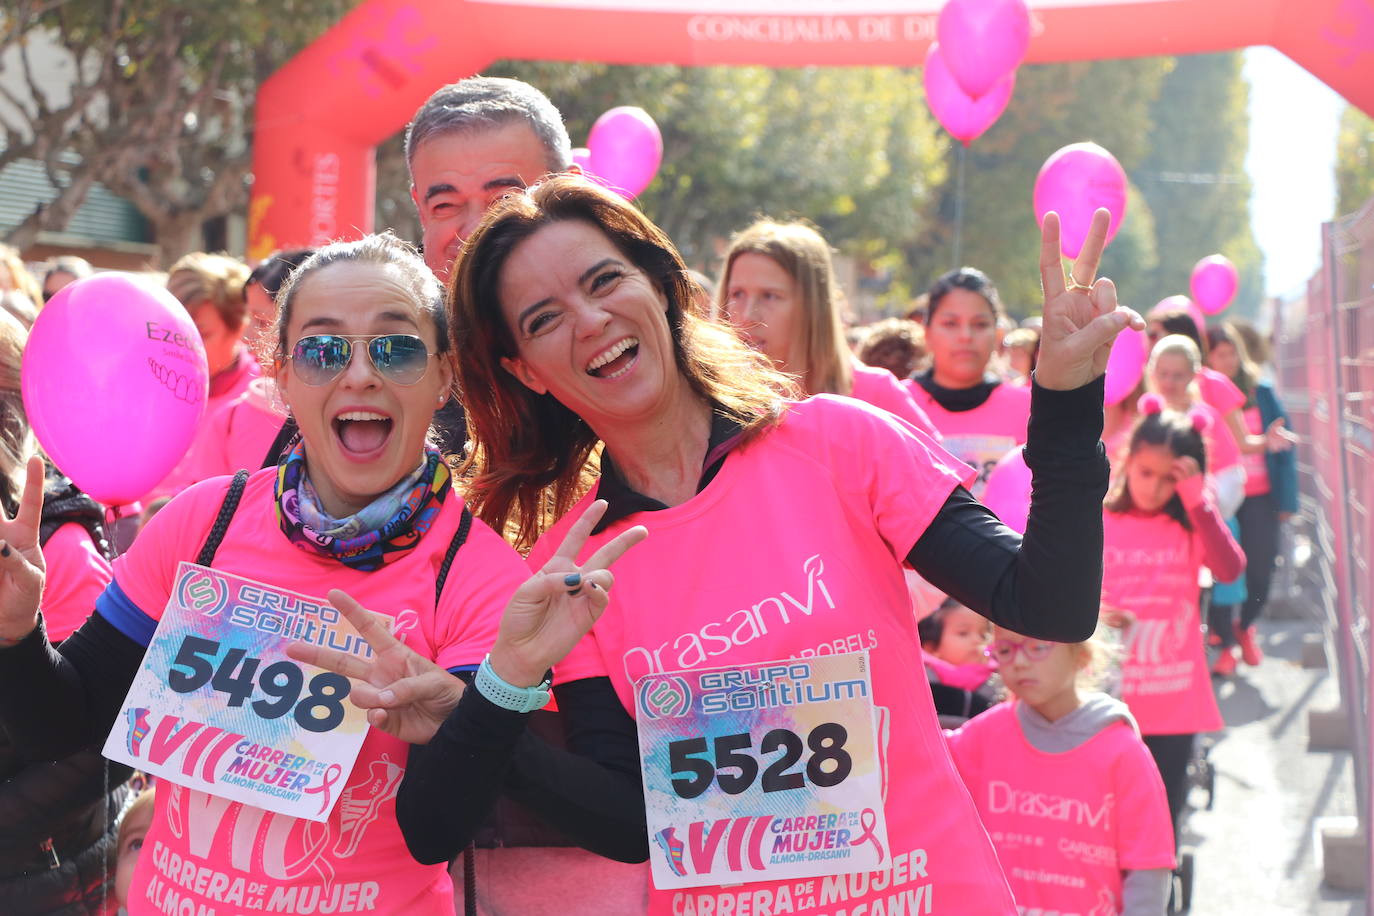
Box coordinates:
[125,707,151,757]
[333,754,404,858]
[655,827,687,877]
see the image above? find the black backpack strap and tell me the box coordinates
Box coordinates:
[262,417,299,469]
[434,507,473,604]
[195,471,251,567]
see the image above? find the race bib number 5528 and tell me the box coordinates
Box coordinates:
[635,652,888,890]
[103,562,381,821]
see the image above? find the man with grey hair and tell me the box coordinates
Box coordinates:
[405,76,579,282]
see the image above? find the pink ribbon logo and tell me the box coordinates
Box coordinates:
[305,763,344,816]
[855,808,885,864]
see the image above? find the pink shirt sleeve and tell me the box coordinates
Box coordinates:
[1113,731,1179,870]
[113,476,226,620]
[849,363,941,439]
[813,397,973,560]
[1177,475,1246,581]
[41,523,113,641]
[1198,368,1245,414]
[431,516,529,671]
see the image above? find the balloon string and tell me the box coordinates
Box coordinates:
[953,144,967,268]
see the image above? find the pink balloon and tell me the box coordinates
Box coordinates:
[1104,326,1148,407]
[1149,294,1207,340]
[571,147,593,170]
[585,106,663,199]
[923,44,1015,145]
[1033,142,1129,259]
[936,0,1031,99]
[22,273,209,505]
[1190,254,1239,315]
[982,446,1031,535]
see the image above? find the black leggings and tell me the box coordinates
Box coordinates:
[1143,732,1196,835]
[1208,491,1281,645]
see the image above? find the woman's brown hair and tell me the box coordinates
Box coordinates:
[717,220,851,398]
[450,176,791,551]
[166,252,250,330]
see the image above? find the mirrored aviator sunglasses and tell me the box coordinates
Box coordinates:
[289,334,433,387]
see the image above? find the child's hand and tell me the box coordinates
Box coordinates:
[1170,455,1201,482]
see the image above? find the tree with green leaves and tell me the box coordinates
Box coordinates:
[1131,52,1263,318]
[1335,104,1374,216]
[902,57,1172,319]
[0,0,352,264]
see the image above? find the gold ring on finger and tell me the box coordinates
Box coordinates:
[1066,278,1094,293]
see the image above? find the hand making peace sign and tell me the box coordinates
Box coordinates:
[0,455,48,644]
[1034,209,1147,391]
[288,499,646,745]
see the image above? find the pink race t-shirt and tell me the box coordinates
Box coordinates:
[41,522,112,642]
[541,396,1018,916]
[1102,509,1224,735]
[906,380,1031,497]
[1191,400,1241,474]
[1242,406,1271,496]
[946,702,1176,915]
[848,362,939,438]
[107,469,527,916]
[1198,367,1244,415]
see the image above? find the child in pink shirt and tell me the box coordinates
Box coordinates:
[947,626,1176,915]
[1101,404,1245,829]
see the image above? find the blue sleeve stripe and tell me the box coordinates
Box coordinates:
[447,663,480,675]
[94,580,158,647]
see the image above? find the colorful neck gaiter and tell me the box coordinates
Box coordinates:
[274,436,450,571]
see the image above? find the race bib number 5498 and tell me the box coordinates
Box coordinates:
[635,653,888,890]
[102,563,381,821]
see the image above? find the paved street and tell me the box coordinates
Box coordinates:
[1184,615,1365,915]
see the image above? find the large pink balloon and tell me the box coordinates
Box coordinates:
[585,106,663,199]
[1190,254,1239,315]
[982,446,1031,535]
[936,0,1031,100]
[1033,142,1129,259]
[1104,326,1148,407]
[1149,294,1207,340]
[923,43,1015,145]
[22,273,209,505]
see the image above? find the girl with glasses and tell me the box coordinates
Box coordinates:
[1101,400,1245,834]
[0,234,646,915]
[946,627,1176,915]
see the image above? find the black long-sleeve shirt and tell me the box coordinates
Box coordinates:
[0,377,1107,866]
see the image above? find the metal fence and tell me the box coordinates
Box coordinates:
[1272,194,1374,891]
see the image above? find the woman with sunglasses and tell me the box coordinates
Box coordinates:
[324,178,1144,916]
[0,234,646,915]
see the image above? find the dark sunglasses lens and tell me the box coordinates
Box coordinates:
[369,335,429,384]
[293,336,352,385]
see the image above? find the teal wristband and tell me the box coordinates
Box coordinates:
[475,654,552,713]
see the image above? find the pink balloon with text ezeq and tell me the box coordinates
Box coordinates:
[21,273,209,505]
